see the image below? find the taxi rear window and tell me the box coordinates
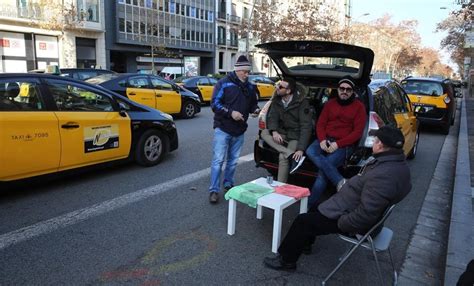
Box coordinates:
[0,81,43,111]
[401,81,444,96]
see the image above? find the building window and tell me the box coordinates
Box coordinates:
[219,52,224,69]
[77,0,99,22]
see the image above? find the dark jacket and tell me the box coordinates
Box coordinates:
[266,91,313,151]
[211,72,259,136]
[318,150,411,234]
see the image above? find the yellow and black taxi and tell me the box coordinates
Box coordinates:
[87,73,201,119]
[369,79,419,159]
[248,74,275,99]
[174,76,218,103]
[0,73,178,182]
[400,77,459,134]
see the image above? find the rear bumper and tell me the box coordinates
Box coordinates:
[413,104,451,126]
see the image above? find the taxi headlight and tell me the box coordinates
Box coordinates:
[443,96,451,104]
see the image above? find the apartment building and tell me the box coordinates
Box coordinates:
[0,0,106,72]
[104,0,215,75]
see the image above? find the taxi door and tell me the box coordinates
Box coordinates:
[0,79,61,181]
[44,79,132,170]
[390,84,417,154]
[150,76,181,114]
[259,77,276,98]
[197,77,215,102]
[125,75,156,109]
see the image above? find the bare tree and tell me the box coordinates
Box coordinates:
[30,0,82,33]
[437,3,473,75]
[240,0,346,45]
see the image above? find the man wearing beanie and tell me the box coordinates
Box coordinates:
[208,55,260,204]
[305,75,367,208]
[264,125,411,271]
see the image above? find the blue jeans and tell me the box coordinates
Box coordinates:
[306,140,350,207]
[209,128,245,193]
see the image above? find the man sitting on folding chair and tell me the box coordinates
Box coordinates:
[263,125,411,271]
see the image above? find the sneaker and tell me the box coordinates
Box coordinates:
[336,178,347,192]
[289,155,306,174]
[224,185,234,193]
[209,192,218,204]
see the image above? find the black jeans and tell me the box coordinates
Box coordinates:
[278,209,341,263]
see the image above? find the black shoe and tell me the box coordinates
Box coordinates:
[263,255,296,271]
[209,192,218,204]
[224,185,234,193]
[289,155,306,174]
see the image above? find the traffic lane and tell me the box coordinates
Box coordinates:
[0,133,446,284]
[0,106,259,234]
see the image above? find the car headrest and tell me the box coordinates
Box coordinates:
[5,82,20,99]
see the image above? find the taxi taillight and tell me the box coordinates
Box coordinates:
[363,111,384,148]
[258,117,266,130]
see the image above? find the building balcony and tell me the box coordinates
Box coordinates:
[227,14,241,23]
[217,38,239,49]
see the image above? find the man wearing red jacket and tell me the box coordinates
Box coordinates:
[305,76,367,208]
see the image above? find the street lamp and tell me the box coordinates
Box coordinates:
[178,49,184,76]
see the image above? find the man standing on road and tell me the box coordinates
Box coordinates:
[208,55,260,204]
[305,76,367,207]
[263,125,411,271]
[261,77,312,182]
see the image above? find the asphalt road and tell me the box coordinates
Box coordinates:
[0,105,448,285]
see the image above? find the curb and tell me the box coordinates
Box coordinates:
[398,98,459,285]
[444,94,474,285]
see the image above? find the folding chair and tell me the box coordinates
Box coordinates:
[322,205,397,286]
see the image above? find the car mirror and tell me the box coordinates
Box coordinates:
[118,102,128,117]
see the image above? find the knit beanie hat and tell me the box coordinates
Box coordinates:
[338,76,356,89]
[234,55,251,71]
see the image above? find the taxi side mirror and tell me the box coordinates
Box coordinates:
[118,102,128,117]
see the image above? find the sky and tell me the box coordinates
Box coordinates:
[352,0,461,68]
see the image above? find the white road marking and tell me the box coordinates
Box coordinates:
[0,153,255,250]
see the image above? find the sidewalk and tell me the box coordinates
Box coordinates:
[398,89,474,285]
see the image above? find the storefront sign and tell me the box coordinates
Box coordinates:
[184,57,199,76]
[0,32,25,57]
[35,35,59,59]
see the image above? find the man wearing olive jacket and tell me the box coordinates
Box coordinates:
[262,77,312,182]
[263,125,412,271]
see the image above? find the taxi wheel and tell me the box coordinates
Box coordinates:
[407,129,419,160]
[135,130,168,166]
[181,100,197,119]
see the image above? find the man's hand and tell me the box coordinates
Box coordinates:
[292,150,304,161]
[250,108,260,118]
[320,140,329,152]
[231,111,244,121]
[272,131,284,144]
[327,141,339,153]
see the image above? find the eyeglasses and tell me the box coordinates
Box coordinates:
[276,84,288,90]
[338,86,353,93]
